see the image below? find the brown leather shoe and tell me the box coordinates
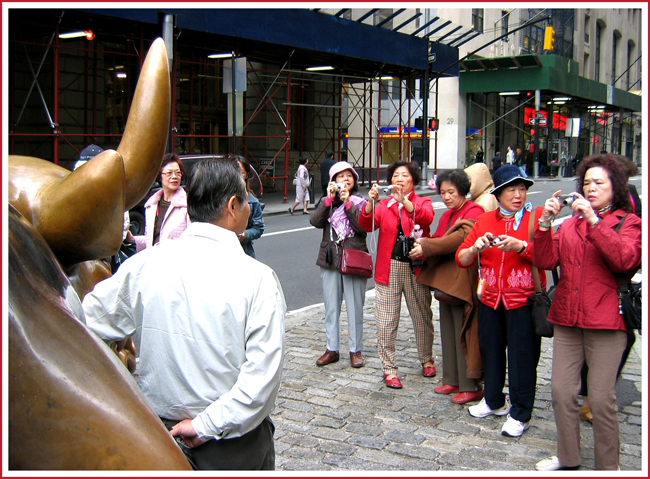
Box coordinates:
[316,350,340,366]
[350,351,365,368]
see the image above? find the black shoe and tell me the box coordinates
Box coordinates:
[288,208,294,215]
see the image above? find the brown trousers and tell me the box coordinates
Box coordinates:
[551,325,627,470]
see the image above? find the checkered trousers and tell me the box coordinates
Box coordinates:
[375,260,434,375]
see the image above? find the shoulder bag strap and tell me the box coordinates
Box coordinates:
[614,214,632,294]
[529,207,559,292]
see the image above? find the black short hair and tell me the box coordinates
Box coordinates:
[157,153,186,184]
[435,169,471,196]
[187,156,248,223]
[299,156,308,165]
[326,150,335,158]
[386,160,420,186]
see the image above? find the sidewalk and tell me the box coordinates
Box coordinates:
[272,292,643,472]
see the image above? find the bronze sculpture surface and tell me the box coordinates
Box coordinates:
[7,37,192,470]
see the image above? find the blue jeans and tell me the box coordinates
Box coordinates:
[478,301,541,423]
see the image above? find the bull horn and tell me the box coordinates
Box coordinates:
[7,38,171,266]
[118,37,171,211]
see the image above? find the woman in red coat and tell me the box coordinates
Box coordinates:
[359,161,435,389]
[456,165,544,438]
[533,154,641,472]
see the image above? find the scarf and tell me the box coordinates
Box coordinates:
[329,194,367,241]
[499,201,532,231]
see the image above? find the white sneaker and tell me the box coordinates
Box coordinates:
[535,456,579,471]
[501,414,529,437]
[468,396,511,418]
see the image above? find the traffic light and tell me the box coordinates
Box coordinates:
[544,26,556,51]
[428,118,439,131]
[414,116,424,129]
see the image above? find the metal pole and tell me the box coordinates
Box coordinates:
[420,66,429,188]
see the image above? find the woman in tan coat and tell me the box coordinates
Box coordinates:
[410,168,495,404]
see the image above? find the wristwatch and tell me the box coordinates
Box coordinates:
[518,241,528,254]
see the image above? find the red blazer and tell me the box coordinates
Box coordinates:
[359,192,435,285]
[456,208,545,310]
[533,209,641,330]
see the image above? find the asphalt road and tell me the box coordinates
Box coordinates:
[255,176,643,312]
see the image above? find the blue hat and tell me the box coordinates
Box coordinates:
[79,144,104,161]
[489,164,534,195]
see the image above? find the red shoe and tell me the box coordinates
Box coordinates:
[383,374,403,389]
[422,363,437,377]
[434,384,460,395]
[451,389,484,404]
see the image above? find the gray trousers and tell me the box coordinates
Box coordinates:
[439,300,481,392]
[552,325,627,470]
[320,267,367,352]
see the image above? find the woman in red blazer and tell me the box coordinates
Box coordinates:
[533,154,641,472]
[359,161,435,389]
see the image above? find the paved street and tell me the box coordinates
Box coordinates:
[272,291,643,472]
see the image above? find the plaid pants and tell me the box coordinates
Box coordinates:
[375,260,434,375]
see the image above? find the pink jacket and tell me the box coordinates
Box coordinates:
[533,210,641,331]
[359,192,435,285]
[135,188,191,252]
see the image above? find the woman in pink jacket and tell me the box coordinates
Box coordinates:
[129,153,191,251]
[359,160,435,389]
[533,154,641,472]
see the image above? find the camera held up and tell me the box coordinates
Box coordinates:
[560,195,576,207]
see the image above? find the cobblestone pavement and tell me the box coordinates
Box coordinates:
[272,290,644,472]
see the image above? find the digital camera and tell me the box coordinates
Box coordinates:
[334,183,347,191]
[491,237,502,246]
[381,186,392,195]
[561,195,576,207]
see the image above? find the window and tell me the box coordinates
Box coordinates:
[626,41,633,90]
[611,32,618,86]
[584,15,590,43]
[595,22,601,81]
[374,9,393,29]
[501,10,509,41]
[472,9,484,33]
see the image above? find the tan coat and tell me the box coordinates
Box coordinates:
[417,220,483,379]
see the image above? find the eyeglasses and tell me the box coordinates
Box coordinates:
[161,170,183,177]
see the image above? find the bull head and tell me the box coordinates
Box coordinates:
[8,38,191,470]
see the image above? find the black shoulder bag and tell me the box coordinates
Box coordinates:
[614,215,642,330]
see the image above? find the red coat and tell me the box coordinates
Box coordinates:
[533,210,641,330]
[359,192,435,285]
[456,208,545,310]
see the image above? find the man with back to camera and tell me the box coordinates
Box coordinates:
[320,150,337,197]
[82,156,286,470]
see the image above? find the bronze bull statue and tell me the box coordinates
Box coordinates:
[8,38,192,470]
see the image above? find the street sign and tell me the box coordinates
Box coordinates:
[529,118,547,126]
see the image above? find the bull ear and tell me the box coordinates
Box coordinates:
[118,37,171,211]
[39,151,126,264]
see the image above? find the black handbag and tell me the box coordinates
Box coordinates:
[528,209,557,338]
[614,214,642,331]
[618,281,642,330]
[528,284,556,337]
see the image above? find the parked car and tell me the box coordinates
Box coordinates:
[128,154,263,235]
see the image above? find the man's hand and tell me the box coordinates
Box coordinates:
[170,419,205,448]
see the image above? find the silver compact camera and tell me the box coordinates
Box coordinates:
[381,186,392,195]
[334,183,347,191]
[487,234,501,246]
[561,195,576,207]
